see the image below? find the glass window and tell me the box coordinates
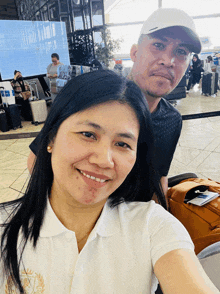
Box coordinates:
[48,1,59,21]
[91,0,103,26]
[74,9,84,30]
[59,0,69,13]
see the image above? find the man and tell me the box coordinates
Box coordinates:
[128,8,201,199]
[27,8,201,198]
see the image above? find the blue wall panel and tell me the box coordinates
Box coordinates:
[0,20,70,80]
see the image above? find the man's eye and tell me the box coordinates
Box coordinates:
[153,43,165,50]
[81,132,96,140]
[116,142,131,149]
[176,48,188,56]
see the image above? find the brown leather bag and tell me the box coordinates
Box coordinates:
[21,91,31,100]
[167,178,220,254]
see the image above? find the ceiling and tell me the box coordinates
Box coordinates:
[0,0,18,20]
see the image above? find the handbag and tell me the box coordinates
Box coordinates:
[21,91,31,100]
[167,178,220,254]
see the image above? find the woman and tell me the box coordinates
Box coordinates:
[186,54,204,92]
[11,70,32,121]
[0,70,219,293]
[47,53,63,101]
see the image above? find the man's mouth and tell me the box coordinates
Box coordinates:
[151,71,174,81]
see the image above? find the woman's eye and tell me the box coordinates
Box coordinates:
[153,43,165,50]
[81,132,96,140]
[116,142,131,149]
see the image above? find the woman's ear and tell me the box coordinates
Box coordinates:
[130,44,138,62]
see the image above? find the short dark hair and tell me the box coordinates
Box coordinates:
[14,70,21,75]
[51,53,59,60]
[0,70,166,292]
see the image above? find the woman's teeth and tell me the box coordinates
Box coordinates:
[80,170,106,183]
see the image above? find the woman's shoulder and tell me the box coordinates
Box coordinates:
[116,200,169,224]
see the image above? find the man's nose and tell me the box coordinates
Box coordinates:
[89,143,114,169]
[158,50,175,67]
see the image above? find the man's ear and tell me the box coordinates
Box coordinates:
[130,44,138,62]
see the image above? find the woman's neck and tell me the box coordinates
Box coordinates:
[49,188,106,235]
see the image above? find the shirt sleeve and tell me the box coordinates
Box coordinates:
[148,203,194,268]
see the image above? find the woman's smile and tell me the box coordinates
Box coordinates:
[77,168,110,189]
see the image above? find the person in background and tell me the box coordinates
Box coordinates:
[186,53,204,92]
[204,56,213,73]
[11,70,32,121]
[1,70,219,294]
[47,53,63,101]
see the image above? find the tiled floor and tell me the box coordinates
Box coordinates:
[0,88,220,203]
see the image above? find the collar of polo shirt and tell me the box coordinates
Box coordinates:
[39,198,121,239]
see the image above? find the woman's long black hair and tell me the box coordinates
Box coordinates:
[0,69,167,292]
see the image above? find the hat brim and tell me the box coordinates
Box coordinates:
[156,26,201,54]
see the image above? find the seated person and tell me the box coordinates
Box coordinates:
[0,70,219,293]
[11,70,32,121]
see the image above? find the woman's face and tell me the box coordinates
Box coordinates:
[52,57,58,64]
[49,101,140,206]
[193,56,197,62]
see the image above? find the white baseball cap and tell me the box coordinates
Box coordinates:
[139,8,201,53]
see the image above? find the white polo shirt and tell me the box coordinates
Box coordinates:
[0,200,194,293]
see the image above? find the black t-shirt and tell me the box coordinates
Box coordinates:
[29,98,182,178]
[151,98,182,177]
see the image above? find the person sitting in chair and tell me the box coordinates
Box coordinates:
[11,71,32,121]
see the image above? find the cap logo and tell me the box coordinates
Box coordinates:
[149,27,158,31]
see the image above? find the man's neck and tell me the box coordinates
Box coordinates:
[145,94,161,113]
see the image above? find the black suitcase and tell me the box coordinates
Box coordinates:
[0,109,9,132]
[4,104,22,130]
[202,73,212,95]
[202,72,218,95]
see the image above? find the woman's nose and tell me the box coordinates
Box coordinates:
[89,143,114,169]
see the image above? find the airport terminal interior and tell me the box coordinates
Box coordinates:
[1,0,220,293]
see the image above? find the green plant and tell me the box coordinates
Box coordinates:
[94,29,123,67]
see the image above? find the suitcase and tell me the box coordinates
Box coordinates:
[0,109,9,132]
[30,100,47,125]
[4,104,22,130]
[164,75,186,100]
[202,72,218,95]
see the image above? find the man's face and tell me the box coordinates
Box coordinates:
[130,35,191,98]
